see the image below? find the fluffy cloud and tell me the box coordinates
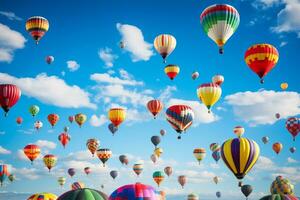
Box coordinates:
[225,90,300,126]
[98,48,118,67]
[0,23,26,62]
[67,60,80,71]
[36,140,56,150]
[116,23,153,61]
[252,0,281,9]
[0,73,96,109]
[16,167,40,180]
[287,157,298,163]
[254,156,276,170]
[0,146,11,154]
[90,114,107,127]
[0,11,22,20]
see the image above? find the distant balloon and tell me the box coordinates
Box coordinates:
[29,105,39,116]
[108,108,126,127]
[154,34,177,63]
[280,82,288,90]
[86,138,100,157]
[23,144,40,164]
[212,151,221,163]
[147,99,163,119]
[68,116,74,123]
[151,136,161,148]
[108,123,118,135]
[119,155,129,165]
[241,184,253,199]
[285,117,300,141]
[84,167,91,175]
[8,174,15,182]
[34,120,43,131]
[0,164,10,186]
[197,83,222,113]
[45,56,54,64]
[63,126,69,132]
[43,154,57,172]
[233,126,245,138]
[164,64,180,80]
[96,148,112,167]
[178,175,187,188]
[0,84,21,116]
[164,166,172,177]
[213,176,219,184]
[191,71,199,80]
[210,143,221,152]
[75,113,87,128]
[25,16,49,44]
[289,147,296,153]
[212,75,224,86]
[216,191,221,198]
[110,170,118,180]
[275,113,281,119]
[133,163,143,176]
[47,114,59,128]
[187,193,199,200]
[58,133,71,148]
[193,148,206,165]
[272,142,283,155]
[71,181,84,190]
[58,177,66,187]
[160,129,166,136]
[153,171,165,187]
[119,41,125,49]
[262,136,269,144]
[68,168,76,177]
[154,147,163,158]
[16,117,23,125]
[151,154,158,164]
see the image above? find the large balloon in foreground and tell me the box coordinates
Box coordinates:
[272,142,283,155]
[221,137,260,186]
[212,75,224,86]
[241,184,253,199]
[270,176,294,195]
[259,194,298,200]
[285,117,300,141]
[97,148,112,166]
[193,148,206,164]
[164,64,180,80]
[48,114,59,128]
[24,144,41,164]
[166,104,194,139]
[153,171,165,187]
[27,193,57,200]
[43,154,57,172]
[58,188,108,200]
[197,83,222,113]
[0,84,21,116]
[58,133,71,148]
[45,56,54,64]
[29,105,39,116]
[178,175,187,188]
[147,100,163,119]
[68,168,75,177]
[164,166,172,177]
[0,164,10,186]
[86,138,100,157]
[244,44,279,83]
[108,108,126,127]
[75,113,87,128]
[200,4,240,54]
[25,16,49,44]
[119,155,129,165]
[154,34,177,63]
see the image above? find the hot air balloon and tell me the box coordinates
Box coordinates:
[154,34,177,63]
[164,166,172,177]
[241,184,253,200]
[212,75,224,86]
[0,164,10,186]
[221,137,260,186]
[160,129,166,136]
[164,64,180,80]
[244,44,279,83]
[210,143,221,152]
[166,104,194,139]
[58,133,71,148]
[197,83,222,113]
[43,154,57,172]
[45,56,54,64]
[58,177,66,187]
[233,126,245,138]
[68,168,75,177]
[29,105,39,116]
[275,113,281,119]
[259,194,298,200]
[119,155,129,165]
[151,136,161,148]
[75,113,87,128]
[110,170,118,180]
[71,182,84,190]
[192,71,199,80]
[262,136,269,144]
[212,151,221,163]
[108,108,126,127]
[216,191,221,198]
[285,117,300,141]
[154,147,163,158]
[200,4,240,54]
[213,176,219,184]
[16,117,23,125]
[108,123,118,135]
[153,171,165,187]
[47,114,59,128]
[120,41,125,49]
[27,193,57,200]
[280,82,288,90]
[86,138,100,157]
[84,167,91,175]
[25,16,49,44]
[270,176,294,195]
[273,142,283,155]
[34,120,43,131]
[8,174,15,182]
[133,163,143,176]
[147,100,163,119]
[68,116,74,123]
[290,147,296,153]
[24,144,41,164]
[63,126,69,132]
[97,148,112,167]
[58,188,108,200]
[0,84,21,116]
[193,148,206,165]
[178,175,187,188]
[151,154,158,164]
[187,193,199,200]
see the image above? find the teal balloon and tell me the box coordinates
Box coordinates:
[58,188,108,200]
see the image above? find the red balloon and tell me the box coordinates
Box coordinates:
[0,84,21,116]
[58,133,71,148]
[147,100,163,119]
[48,114,59,127]
[286,117,300,141]
[16,117,23,125]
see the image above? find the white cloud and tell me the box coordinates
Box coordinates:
[0,73,96,109]
[65,150,94,161]
[159,86,177,102]
[0,23,26,62]
[116,23,153,61]
[16,167,40,180]
[67,60,80,71]
[225,90,300,126]
[98,48,118,67]
[90,114,107,127]
[254,156,276,171]
[252,0,281,9]
[280,41,288,47]
[17,149,31,161]
[0,146,11,154]
[0,11,22,21]
[287,157,298,163]
[36,140,56,150]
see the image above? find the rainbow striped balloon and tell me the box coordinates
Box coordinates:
[71,182,85,190]
[25,16,49,44]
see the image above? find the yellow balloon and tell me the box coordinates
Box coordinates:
[280,82,288,90]
[197,83,222,113]
[154,147,163,158]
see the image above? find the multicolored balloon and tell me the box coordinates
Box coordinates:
[68,116,74,123]
[147,100,163,119]
[273,142,283,155]
[270,176,294,195]
[133,163,143,176]
[34,120,43,131]
[58,188,108,200]
[187,193,199,200]
[285,117,300,141]
[71,181,84,190]
[108,108,126,127]
[45,56,54,64]
[212,75,224,86]
[193,148,206,165]
[164,64,180,80]
[280,82,288,90]
[25,16,49,44]
[210,143,221,152]
[154,34,177,63]
[86,138,99,157]
[233,126,245,138]
[153,171,165,187]
[47,114,59,128]
[75,113,87,128]
[212,151,221,163]
[27,193,57,200]
[96,148,112,167]
[29,105,39,116]
[0,84,21,116]
[58,177,66,187]
[43,154,57,172]
[0,164,10,186]
[259,194,298,200]
[119,155,129,165]
[23,144,41,164]
[197,83,222,113]
[178,175,187,188]
[164,166,172,177]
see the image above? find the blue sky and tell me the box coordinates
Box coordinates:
[0,0,299,199]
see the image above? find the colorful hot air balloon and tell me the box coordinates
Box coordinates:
[58,133,71,148]
[151,136,161,148]
[241,184,253,199]
[160,129,166,136]
[166,104,194,139]
[119,155,129,165]
[133,163,143,176]
[216,191,221,198]
[233,126,245,138]
[45,56,54,64]
[276,113,281,119]
[58,177,66,187]
[270,176,294,195]
[8,174,15,182]
[47,114,59,128]
[86,139,100,157]
[197,83,222,113]
[178,175,187,188]
[259,194,298,200]
[154,147,163,158]
[110,170,118,180]
[84,167,91,175]
[221,137,260,186]
[285,117,300,141]
[164,166,172,177]
[200,4,240,54]
[0,164,10,186]
[68,168,75,177]
[212,75,224,86]
[68,116,74,123]
[193,148,206,165]
[213,176,219,184]
[108,123,118,135]
[27,193,57,200]
[29,105,39,116]
[262,136,269,144]
[280,82,288,90]
[0,84,21,116]
[71,182,85,190]
[96,148,112,167]
[187,193,199,200]
[25,16,49,44]
[212,151,221,163]
[58,188,108,200]
[150,154,158,164]
[164,64,180,80]
[75,113,87,128]
[16,117,23,125]
[154,34,177,63]
[192,71,199,80]
[273,142,283,155]
[153,171,165,187]
[34,120,43,131]
[108,108,126,127]
[43,154,57,172]
[244,44,279,83]
[290,147,296,154]
[210,143,221,152]
[147,100,163,119]
[23,144,41,164]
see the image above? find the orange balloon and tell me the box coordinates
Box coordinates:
[272,142,283,155]
[47,114,59,128]
[24,144,41,164]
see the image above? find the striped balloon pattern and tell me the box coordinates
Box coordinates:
[58,177,66,187]
[200,4,240,54]
[108,108,126,127]
[154,34,177,63]
[27,193,57,200]
[133,163,143,176]
[71,182,85,190]
[259,194,299,200]
[96,148,112,166]
[270,176,294,195]
[43,154,57,172]
[86,138,100,157]
[188,193,199,200]
[147,99,163,119]
[0,84,21,116]
[164,64,180,80]
[25,16,49,44]
[197,83,222,113]
[193,148,206,164]
[221,138,260,183]
[153,171,165,186]
[24,144,41,164]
